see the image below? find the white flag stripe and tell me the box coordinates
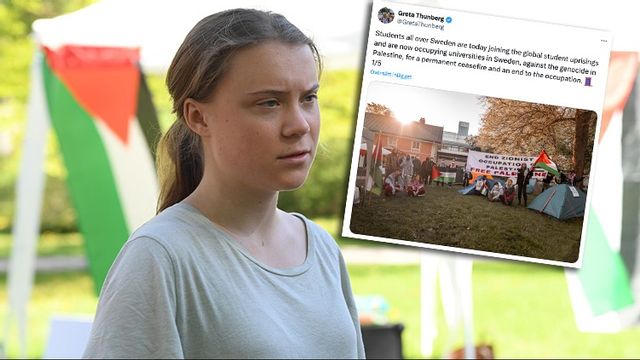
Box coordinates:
[95,118,159,233]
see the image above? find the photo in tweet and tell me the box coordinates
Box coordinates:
[342,0,612,267]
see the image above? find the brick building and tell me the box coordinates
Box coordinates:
[364,112,443,163]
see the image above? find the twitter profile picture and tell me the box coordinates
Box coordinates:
[378,7,395,24]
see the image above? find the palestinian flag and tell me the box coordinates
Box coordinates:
[532,149,560,177]
[8,45,161,355]
[433,165,455,184]
[30,45,160,293]
[565,71,639,332]
[431,165,441,181]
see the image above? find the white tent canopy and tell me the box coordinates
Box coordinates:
[31,0,372,73]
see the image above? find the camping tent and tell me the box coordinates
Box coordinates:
[527,184,587,220]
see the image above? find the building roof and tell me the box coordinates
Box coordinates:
[364,112,443,143]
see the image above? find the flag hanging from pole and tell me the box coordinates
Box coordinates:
[532,149,560,177]
[41,45,161,293]
[7,44,161,357]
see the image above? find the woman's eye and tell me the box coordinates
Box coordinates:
[303,94,318,103]
[258,100,279,108]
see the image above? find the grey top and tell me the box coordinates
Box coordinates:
[83,202,365,359]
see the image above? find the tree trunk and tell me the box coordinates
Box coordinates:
[573,110,594,178]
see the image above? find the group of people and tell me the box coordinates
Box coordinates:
[385,151,436,186]
[434,160,459,187]
[542,169,584,190]
[384,169,425,197]
[472,163,587,207]
[382,153,463,197]
[473,163,533,206]
[475,177,517,205]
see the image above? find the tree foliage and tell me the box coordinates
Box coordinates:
[0,0,96,232]
[366,102,393,116]
[476,97,596,177]
[0,0,96,101]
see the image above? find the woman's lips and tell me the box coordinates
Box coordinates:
[277,150,311,163]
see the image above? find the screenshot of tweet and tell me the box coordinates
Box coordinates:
[342,0,612,267]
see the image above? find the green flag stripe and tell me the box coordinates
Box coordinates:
[578,208,634,315]
[43,59,130,294]
[535,162,560,176]
[436,172,456,181]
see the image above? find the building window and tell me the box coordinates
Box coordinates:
[388,137,397,147]
[412,141,420,151]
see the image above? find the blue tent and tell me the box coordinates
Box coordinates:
[527,184,586,220]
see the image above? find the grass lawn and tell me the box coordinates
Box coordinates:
[349,185,583,263]
[2,221,639,358]
[2,262,640,358]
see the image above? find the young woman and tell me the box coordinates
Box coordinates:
[502,178,516,205]
[83,9,364,359]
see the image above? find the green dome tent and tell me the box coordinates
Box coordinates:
[527,184,586,220]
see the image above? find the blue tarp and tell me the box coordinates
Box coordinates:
[458,183,479,195]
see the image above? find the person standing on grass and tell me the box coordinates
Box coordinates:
[413,156,421,177]
[400,155,413,190]
[83,9,364,359]
[517,163,533,206]
[438,160,446,187]
[420,158,429,185]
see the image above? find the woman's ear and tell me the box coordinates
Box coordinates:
[183,98,211,137]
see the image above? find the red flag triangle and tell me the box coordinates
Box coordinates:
[431,165,441,180]
[44,45,140,144]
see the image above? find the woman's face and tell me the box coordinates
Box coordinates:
[193,41,320,192]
